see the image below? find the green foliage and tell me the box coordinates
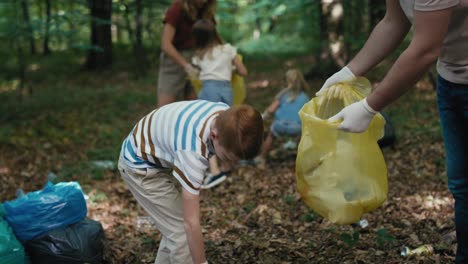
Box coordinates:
[300,209,317,223]
[376,228,395,248]
[218,0,320,55]
[237,34,312,56]
[283,195,296,205]
[88,190,109,203]
[339,230,360,248]
[242,201,257,213]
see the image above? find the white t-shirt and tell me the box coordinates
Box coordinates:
[192,43,237,81]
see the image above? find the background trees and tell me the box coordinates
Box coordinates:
[0,0,387,85]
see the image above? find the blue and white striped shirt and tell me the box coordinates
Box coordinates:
[122,100,229,195]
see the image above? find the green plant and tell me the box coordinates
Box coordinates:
[283,195,296,205]
[242,202,257,213]
[339,230,360,248]
[300,209,317,223]
[376,228,395,248]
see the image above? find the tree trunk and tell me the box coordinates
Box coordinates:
[123,4,135,45]
[21,0,36,55]
[85,0,113,70]
[134,0,148,74]
[306,0,342,82]
[43,0,51,55]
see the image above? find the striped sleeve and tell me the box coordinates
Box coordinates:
[173,150,208,195]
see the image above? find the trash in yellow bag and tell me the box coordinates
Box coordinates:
[189,55,246,105]
[296,77,387,225]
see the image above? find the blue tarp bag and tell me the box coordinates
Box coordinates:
[0,205,27,264]
[3,182,87,242]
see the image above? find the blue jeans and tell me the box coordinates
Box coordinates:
[271,119,301,137]
[199,80,233,106]
[437,75,468,263]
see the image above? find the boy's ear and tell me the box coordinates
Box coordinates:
[210,127,218,139]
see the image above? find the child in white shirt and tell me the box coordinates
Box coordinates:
[191,19,248,188]
[192,19,247,106]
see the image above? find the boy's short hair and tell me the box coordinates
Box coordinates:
[215,105,263,160]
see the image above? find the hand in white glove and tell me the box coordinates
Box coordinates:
[261,110,270,120]
[184,64,200,79]
[316,66,355,96]
[328,98,378,133]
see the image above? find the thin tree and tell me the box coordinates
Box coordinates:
[85,0,113,70]
[20,0,36,55]
[134,0,149,73]
[43,0,51,55]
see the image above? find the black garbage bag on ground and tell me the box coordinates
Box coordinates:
[25,219,105,264]
[378,112,396,148]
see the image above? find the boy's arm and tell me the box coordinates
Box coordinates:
[182,188,206,264]
[232,55,248,76]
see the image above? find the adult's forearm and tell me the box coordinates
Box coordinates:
[161,42,189,68]
[367,46,438,111]
[348,15,410,76]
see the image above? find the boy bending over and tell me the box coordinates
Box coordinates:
[118,100,263,264]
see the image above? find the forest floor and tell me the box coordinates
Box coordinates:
[0,53,457,263]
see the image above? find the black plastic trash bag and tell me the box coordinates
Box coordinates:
[378,112,396,148]
[25,219,105,264]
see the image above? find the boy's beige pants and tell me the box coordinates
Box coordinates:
[118,156,193,264]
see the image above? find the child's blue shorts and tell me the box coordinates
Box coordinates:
[199,80,233,106]
[271,119,301,137]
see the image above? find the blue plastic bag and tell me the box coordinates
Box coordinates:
[3,181,87,242]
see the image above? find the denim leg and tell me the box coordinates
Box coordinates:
[199,80,233,106]
[271,120,301,137]
[437,75,468,263]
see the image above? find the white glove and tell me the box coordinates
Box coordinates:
[185,64,200,80]
[328,98,378,133]
[261,110,270,120]
[316,66,355,96]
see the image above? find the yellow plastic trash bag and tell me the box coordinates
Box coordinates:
[296,77,387,225]
[190,55,246,105]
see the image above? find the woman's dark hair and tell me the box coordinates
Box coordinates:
[181,0,217,21]
[193,19,223,54]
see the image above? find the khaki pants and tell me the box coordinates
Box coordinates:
[118,157,193,264]
[157,50,194,98]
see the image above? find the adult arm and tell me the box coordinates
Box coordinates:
[367,6,453,111]
[182,188,206,264]
[161,23,191,69]
[317,0,411,95]
[329,4,454,133]
[347,0,411,76]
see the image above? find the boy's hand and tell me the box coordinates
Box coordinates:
[328,98,377,133]
[316,66,355,96]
